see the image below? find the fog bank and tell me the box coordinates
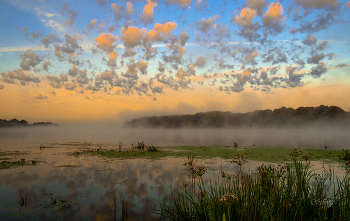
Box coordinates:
[0,124,349,150]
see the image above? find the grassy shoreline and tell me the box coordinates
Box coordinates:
[84,146,349,164]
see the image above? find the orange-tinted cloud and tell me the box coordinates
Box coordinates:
[145,22,177,42]
[126,2,133,14]
[262,2,284,27]
[233,8,257,27]
[244,51,258,62]
[140,0,157,24]
[95,33,119,53]
[121,26,146,48]
[108,51,119,67]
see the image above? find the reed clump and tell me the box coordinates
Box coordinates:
[158,152,350,221]
[338,149,350,161]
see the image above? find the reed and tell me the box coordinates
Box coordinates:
[158,151,350,221]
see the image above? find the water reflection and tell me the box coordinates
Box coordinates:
[1,127,349,220]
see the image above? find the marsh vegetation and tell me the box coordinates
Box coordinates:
[158,151,350,221]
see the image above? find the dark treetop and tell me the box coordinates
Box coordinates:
[124,105,349,128]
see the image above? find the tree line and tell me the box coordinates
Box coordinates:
[124,105,349,128]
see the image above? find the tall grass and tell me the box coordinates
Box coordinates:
[158,150,350,221]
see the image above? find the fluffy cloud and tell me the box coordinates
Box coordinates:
[121,26,146,48]
[61,3,79,26]
[163,42,186,65]
[284,66,304,88]
[233,8,257,27]
[42,61,51,71]
[122,59,149,80]
[138,60,149,75]
[180,30,190,46]
[140,0,157,24]
[316,41,328,50]
[95,0,110,7]
[244,51,258,64]
[107,51,119,67]
[195,15,220,33]
[100,69,116,81]
[46,74,68,89]
[246,0,267,15]
[144,22,177,43]
[64,82,77,90]
[41,33,61,48]
[20,49,43,71]
[0,72,15,84]
[1,69,40,86]
[126,2,133,15]
[232,8,260,40]
[54,34,82,59]
[194,56,206,68]
[111,3,125,22]
[290,12,336,34]
[68,64,79,77]
[20,27,42,42]
[309,62,327,78]
[95,33,119,53]
[295,0,338,10]
[34,94,48,99]
[175,65,196,80]
[165,0,192,9]
[302,35,317,45]
[83,19,98,33]
[88,19,98,29]
[157,62,165,73]
[262,2,284,29]
[307,53,325,64]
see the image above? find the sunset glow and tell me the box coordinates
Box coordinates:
[1,0,350,123]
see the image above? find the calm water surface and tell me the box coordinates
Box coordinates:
[0,126,348,220]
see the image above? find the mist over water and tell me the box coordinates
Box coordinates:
[1,124,349,150]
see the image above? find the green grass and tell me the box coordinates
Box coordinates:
[0,159,33,170]
[84,149,173,159]
[157,155,350,221]
[0,151,22,156]
[83,146,349,163]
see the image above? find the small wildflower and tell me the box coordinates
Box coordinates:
[231,155,248,166]
[219,170,227,178]
[188,165,207,178]
[259,169,268,177]
[196,190,206,198]
[290,149,303,157]
[220,193,238,204]
[302,154,310,161]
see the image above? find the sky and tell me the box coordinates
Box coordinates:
[1,0,350,123]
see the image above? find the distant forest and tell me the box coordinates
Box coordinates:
[0,119,57,128]
[124,105,350,128]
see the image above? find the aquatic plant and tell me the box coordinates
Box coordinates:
[338,149,350,161]
[146,144,159,152]
[158,154,350,221]
[18,190,27,207]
